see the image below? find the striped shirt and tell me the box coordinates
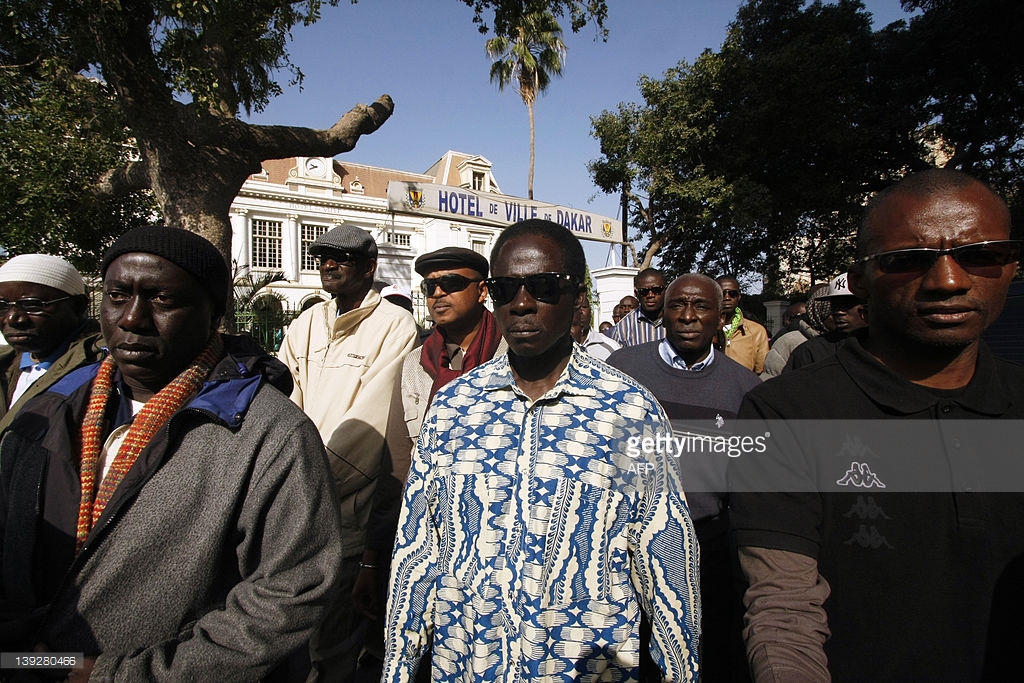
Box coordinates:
[384,346,701,682]
[610,308,666,347]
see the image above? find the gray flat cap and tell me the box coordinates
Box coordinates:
[309,225,378,259]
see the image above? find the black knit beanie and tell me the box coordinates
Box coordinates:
[101,225,231,315]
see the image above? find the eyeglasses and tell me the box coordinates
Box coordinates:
[484,273,578,306]
[636,286,666,297]
[858,240,1022,276]
[420,274,483,297]
[720,289,741,298]
[0,295,75,316]
[315,251,362,268]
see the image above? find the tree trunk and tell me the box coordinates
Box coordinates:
[639,237,662,270]
[528,100,536,200]
[620,178,629,266]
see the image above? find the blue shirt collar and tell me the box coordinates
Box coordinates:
[658,338,715,371]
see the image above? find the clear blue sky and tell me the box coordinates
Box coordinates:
[244,0,914,268]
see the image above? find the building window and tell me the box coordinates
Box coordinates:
[471,238,488,257]
[251,219,282,269]
[472,171,486,191]
[412,288,428,327]
[387,231,411,248]
[301,223,330,271]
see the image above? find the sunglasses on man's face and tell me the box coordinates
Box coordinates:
[858,240,1022,276]
[484,273,578,306]
[636,286,666,298]
[0,295,75,316]
[316,251,362,268]
[720,289,740,298]
[420,274,483,297]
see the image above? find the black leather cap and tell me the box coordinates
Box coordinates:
[414,247,489,278]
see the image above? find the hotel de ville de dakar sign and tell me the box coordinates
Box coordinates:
[387,181,622,244]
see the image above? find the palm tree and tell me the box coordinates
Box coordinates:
[486,11,566,200]
[232,264,286,346]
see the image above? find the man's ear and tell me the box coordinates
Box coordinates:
[71,294,89,319]
[574,288,586,310]
[476,280,488,305]
[848,265,869,300]
[363,258,378,280]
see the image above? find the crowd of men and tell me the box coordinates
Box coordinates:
[0,167,1021,682]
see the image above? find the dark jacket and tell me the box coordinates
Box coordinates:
[0,319,105,433]
[0,334,341,681]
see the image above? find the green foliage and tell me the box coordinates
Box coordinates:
[589,0,1024,288]
[153,0,344,116]
[486,11,566,105]
[0,61,155,275]
[232,266,291,351]
[2,0,344,118]
[462,0,608,38]
[588,103,641,196]
[894,0,1024,179]
[232,265,286,312]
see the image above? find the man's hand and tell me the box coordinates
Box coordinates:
[352,565,380,618]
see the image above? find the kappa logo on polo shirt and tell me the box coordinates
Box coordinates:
[832,435,886,488]
[837,462,887,488]
[842,497,895,550]
[843,524,894,549]
[842,495,892,521]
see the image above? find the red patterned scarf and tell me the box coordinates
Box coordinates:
[75,335,223,553]
[420,308,502,403]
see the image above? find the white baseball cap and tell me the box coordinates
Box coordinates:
[380,284,412,303]
[824,272,855,298]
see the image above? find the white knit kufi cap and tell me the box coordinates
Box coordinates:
[0,254,85,296]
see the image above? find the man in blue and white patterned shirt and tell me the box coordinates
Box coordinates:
[384,219,701,683]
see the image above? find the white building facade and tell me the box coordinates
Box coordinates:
[229,150,629,345]
[230,151,507,324]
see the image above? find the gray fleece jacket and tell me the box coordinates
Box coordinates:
[0,336,342,681]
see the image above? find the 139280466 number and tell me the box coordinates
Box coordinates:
[0,653,82,669]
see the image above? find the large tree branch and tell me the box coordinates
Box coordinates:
[625,190,651,227]
[639,234,664,270]
[93,95,395,199]
[240,95,395,161]
[95,159,151,196]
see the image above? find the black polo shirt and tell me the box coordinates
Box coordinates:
[729,335,1024,682]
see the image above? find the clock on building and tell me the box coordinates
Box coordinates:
[304,157,327,177]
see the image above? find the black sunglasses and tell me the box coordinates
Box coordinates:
[720,289,740,298]
[485,273,578,306]
[420,274,483,297]
[858,240,1022,276]
[636,286,666,297]
[0,295,75,316]
[315,251,363,267]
